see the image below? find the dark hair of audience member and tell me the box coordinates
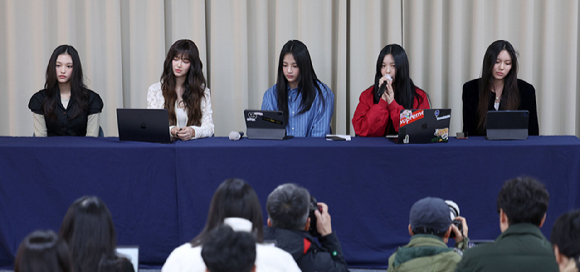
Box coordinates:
[496,176,549,226]
[43,45,89,120]
[14,230,72,272]
[266,183,310,230]
[275,40,325,124]
[372,44,423,107]
[59,196,133,272]
[476,40,520,133]
[551,209,580,269]
[201,225,256,272]
[190,178,264,247]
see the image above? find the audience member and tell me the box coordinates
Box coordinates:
[387,197,468,272]
[455,177,558,271]
[264,183,349,272]
[162,178,300,272]
[59,196,134,272]
[201,224,256,272]
[551,210,580,272]
[14,230,72,272]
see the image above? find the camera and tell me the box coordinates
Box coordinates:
[445,200,463,238]
[308,196,322,237]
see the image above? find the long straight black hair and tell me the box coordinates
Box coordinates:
[276,40,325,124]
[190,179,264,247]
[160,39,206,126]
[372,44,423,108]
[477,40,520,134]
[59,196,125,272]
[43,45,89,120]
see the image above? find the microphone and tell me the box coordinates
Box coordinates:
[378,75,392,97]
[229,131,244,141]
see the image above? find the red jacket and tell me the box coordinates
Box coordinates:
[352,86,430,137]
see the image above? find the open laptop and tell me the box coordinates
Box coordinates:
[117,109,172,143]
[244,110,291,140]
[486,110,529,140]
[396,109,451,144]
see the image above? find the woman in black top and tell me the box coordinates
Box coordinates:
[462,40,539,136]
[28,45,103,136]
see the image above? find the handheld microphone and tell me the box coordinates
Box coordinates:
[229,131,244,141]
[378,75,392,97]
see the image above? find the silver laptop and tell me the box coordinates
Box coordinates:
[244,110,291,140]
[117,109,172,143]
[486,110,529,140]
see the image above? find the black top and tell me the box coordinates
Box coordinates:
[263,226,349,272]
[462,78,539,136]
[28,89,103,136]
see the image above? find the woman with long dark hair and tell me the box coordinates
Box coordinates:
[261,40,334,137]
[462,40,539,136]
[28,45,103,136]
[352,44,429,137]
[162,178,300,272]
[59,196,134,272]
[14,230,72,272]
[148,39,214,140]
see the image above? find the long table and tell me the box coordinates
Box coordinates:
[0,136,579,269]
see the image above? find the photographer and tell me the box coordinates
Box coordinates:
[263,184,349,272]
[387,197,468,272]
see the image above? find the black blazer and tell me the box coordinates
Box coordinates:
[462,78,539,136]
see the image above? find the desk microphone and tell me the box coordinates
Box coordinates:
[229,131,244,141]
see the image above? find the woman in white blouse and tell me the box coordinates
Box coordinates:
[147,39,214,140]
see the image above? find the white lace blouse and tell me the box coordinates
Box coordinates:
[147,82,214,139]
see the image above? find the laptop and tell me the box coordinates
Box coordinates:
[244,110,291,140]
[486,110,529,140]
[396,109,451,144]
[117,109,172,143]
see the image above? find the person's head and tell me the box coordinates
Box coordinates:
[14,230,72,272]
[275,40,324,123]
[266,183,310,231]
[373,44,422,107]
[551,210,580,272]
[477,40,520,133]
[59,196,119,272]
[160,39,206,127]
[191,179,264,246]
[408,197,453,240]
[43,45,88,119]
[201,225,256,272]
[497,177,549,232]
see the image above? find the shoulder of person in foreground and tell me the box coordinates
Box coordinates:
[161,243,204,272]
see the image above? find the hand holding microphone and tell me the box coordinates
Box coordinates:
[379,74,394,104]
[229,131,244,141]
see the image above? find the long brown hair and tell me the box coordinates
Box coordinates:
[160,39,206,126]
[477,40,520,134]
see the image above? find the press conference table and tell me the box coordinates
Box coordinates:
[0,135,579,269]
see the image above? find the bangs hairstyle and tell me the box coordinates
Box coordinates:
[43,45,89,120]
[15,230,72,272]
[276,40,325,124]
[160,39,206,127]
[477,40,520,134]
[190,179,264,247]
[59,196,122,272]
[373,44,423,108]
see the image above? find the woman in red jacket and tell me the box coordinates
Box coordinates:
[352,44,430,137]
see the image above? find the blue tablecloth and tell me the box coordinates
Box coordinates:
[1,136,579,269]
